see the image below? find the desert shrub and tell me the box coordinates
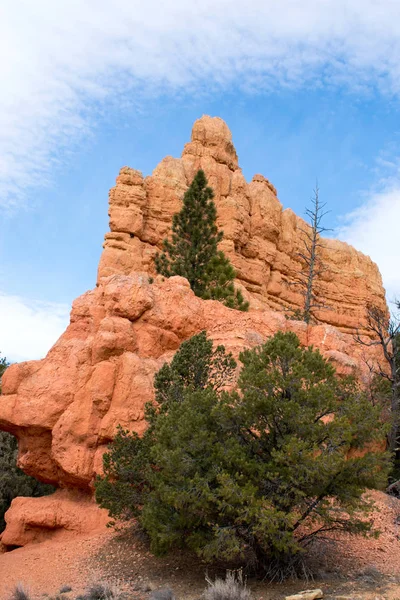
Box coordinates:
[155,169,248,311]
[76,583,116,600]
[9,584,31,600]
[204,571,251,600]
[96,331,389,577]
[356,565,383,583]
[59,586,73,594]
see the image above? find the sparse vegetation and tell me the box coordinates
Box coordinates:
[204,570,252,600]
[9,584,31,600]
[8,582,128,600]
[356,565,383,584]
[155,169,248,311]
[96,330,388,578]
[76,583,117,600]
[60,586,73,594]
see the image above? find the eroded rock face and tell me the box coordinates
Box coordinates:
[1,489,109,547]
[99,115,386,333]
[0,275,384,546]
[0,116,388,547]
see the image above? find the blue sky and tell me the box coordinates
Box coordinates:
[2,0,400,361]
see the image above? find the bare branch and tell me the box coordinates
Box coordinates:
[354,302,400,453]
[288,184,331,324]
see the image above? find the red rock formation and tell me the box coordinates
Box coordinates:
[99,116,386,333]
[0,490,109,547]
[0,117,388,547]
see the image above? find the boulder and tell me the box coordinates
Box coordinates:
[285,590,323,600]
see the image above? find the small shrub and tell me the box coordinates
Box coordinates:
[357,565,383,584]
[59,586,72,594]
[204,571,252,600]
[77,583,115,600]
[9,584,31,600]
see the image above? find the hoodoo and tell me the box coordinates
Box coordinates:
[0,116,387,547]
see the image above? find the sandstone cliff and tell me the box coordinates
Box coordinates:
[0,117,387,548]
[99,116,386,332]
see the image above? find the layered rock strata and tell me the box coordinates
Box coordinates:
[98,116,386,333]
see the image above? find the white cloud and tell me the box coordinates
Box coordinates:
[0,293,70,362]
[338,184,400,304]
[2,0,400,207]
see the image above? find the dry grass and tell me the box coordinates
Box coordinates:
[204,570,252,600]
[76,581,126,600]
[9,584,31,600]
[59,586,73,594]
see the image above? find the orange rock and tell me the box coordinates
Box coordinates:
[0,274,385,547]
[98,115,386,334]
[1,490,109,547]
[0,116,389,547]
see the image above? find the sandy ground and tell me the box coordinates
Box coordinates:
[0,531,114,600]
[1,491,400,600]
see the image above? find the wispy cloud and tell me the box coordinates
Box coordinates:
[2,0,400,207]
[338,185,400,303]
[0,292,70,362]
[337,146,400,302]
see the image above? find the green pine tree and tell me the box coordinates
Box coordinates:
[95,332,237,523]
[155,169,248,311]
[96,332,389,578]
[153,330,237,408]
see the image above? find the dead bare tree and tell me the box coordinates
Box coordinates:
[291,184,331,324]
[354,303,400,455]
